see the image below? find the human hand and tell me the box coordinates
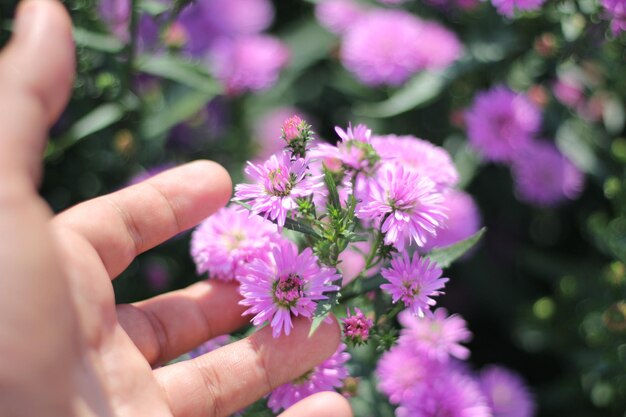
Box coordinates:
[0,2,352,416]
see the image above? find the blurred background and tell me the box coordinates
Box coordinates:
[1,0,625,415]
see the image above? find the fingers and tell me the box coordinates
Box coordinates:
[154,316,341,417]
[117,280,248,366]
[0,0,74,186]
[279,392,353,417]
[53,160,232,278]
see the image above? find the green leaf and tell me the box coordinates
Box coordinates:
[141,89,217,139]
[354,71,447,118]
[309,283,340,337]
[46,103,126,159]
[136,54,223,94]
[323,168,341,210]
[427,227,486,268]
[73,27,125,53]
[138,0,170,15]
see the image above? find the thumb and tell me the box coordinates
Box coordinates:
[0,0,74,188]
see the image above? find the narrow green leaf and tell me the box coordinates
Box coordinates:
[354,71,447,118]
[141,90,216,138]
[136,54,222,94]
[323,168,341,210]
[73,27,125,53]
[427,227,486,268]
[46,103,126,159]
[138,0,170,15]
[309,284,340,337]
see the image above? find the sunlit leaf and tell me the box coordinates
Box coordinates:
[73,27,125,53]
[136,54,222,94]
[427,228,486,268]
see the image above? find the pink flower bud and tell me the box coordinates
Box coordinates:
[282,115,303,143]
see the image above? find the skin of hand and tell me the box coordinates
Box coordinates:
[0,2,353,417]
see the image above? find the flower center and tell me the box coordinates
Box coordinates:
[223,230,246,251]
[272,273,305,308]
[266,168,295,197]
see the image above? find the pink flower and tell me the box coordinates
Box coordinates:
[466,86,541,163]
[268,344,350,411]
[238,240,340,338]
[371,134,459,188]
[190,206,283,281]
[381,253,449,317]
[398,308,472,362]
[253,107,310,161]
[602,0,626,34]
[315,0,368,34]
[210,35,289,94]
[310,123,378,172]
[282,115,304,143]
[491,0,546,17]
[356,163,448,250]
[510,140,584,207]
[343,308,374,344]
[234,152,322,228]
[479,366,535,417]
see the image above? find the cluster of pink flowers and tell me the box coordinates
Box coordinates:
[601,0,626,35]
[315,1,462,86]
[99,0,289,94]
[190,116,485,408]
[378,309,535,417]
[465,85,584,207]
[490,0,546,17]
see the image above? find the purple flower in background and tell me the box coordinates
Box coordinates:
[340,10,461,86]
[315,0,367,34]
[510,141,584,207]
[479,366,535,417]
[602,0,626,34]
[397,369,493,417]
[210,35,289,95]
[412,21,463,71]
[234,152,321,228]
[371,135,459,188]
[376,343,436,404]
[490,0,546,17]
[356,163,447,250]
[343,308,374,344]
[98,0,159,47]
[188,335,231,359]
[177,0,275,55]
[190,206,283,281]
[378,0,409,4]
[399,308,472,361]
[552,75,584,109]
[340,10,426,86]
[142,258,170,292]
[380,253,448,317]
[238,240,340,338]
[268,344,350,412]
[466,86,541,163]
[422,189,482,252]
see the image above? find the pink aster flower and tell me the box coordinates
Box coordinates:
[398,308,472,362]
[490,0,546,17]
[234,151,322,228]
[210,35,289,95]
[552,75,584,109]
[315,0,368,34]
[238,240,340,338]
[356,163,448,250]
[310,123,378,172]
[268,344,350,412]
[421,189,482,252]
[252,107,311,161]
[371,134,459,188]
[343,308,374,344]
[412,21,463,71]
[190,206,284,281]
[381,253,448,317]
[376,343,437,404]
[602,0,626,34]
[397,368,493,417]
[479,366,535,417]
[340,10,426,86]
[466,86,541,163]
[510,141,584,207]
